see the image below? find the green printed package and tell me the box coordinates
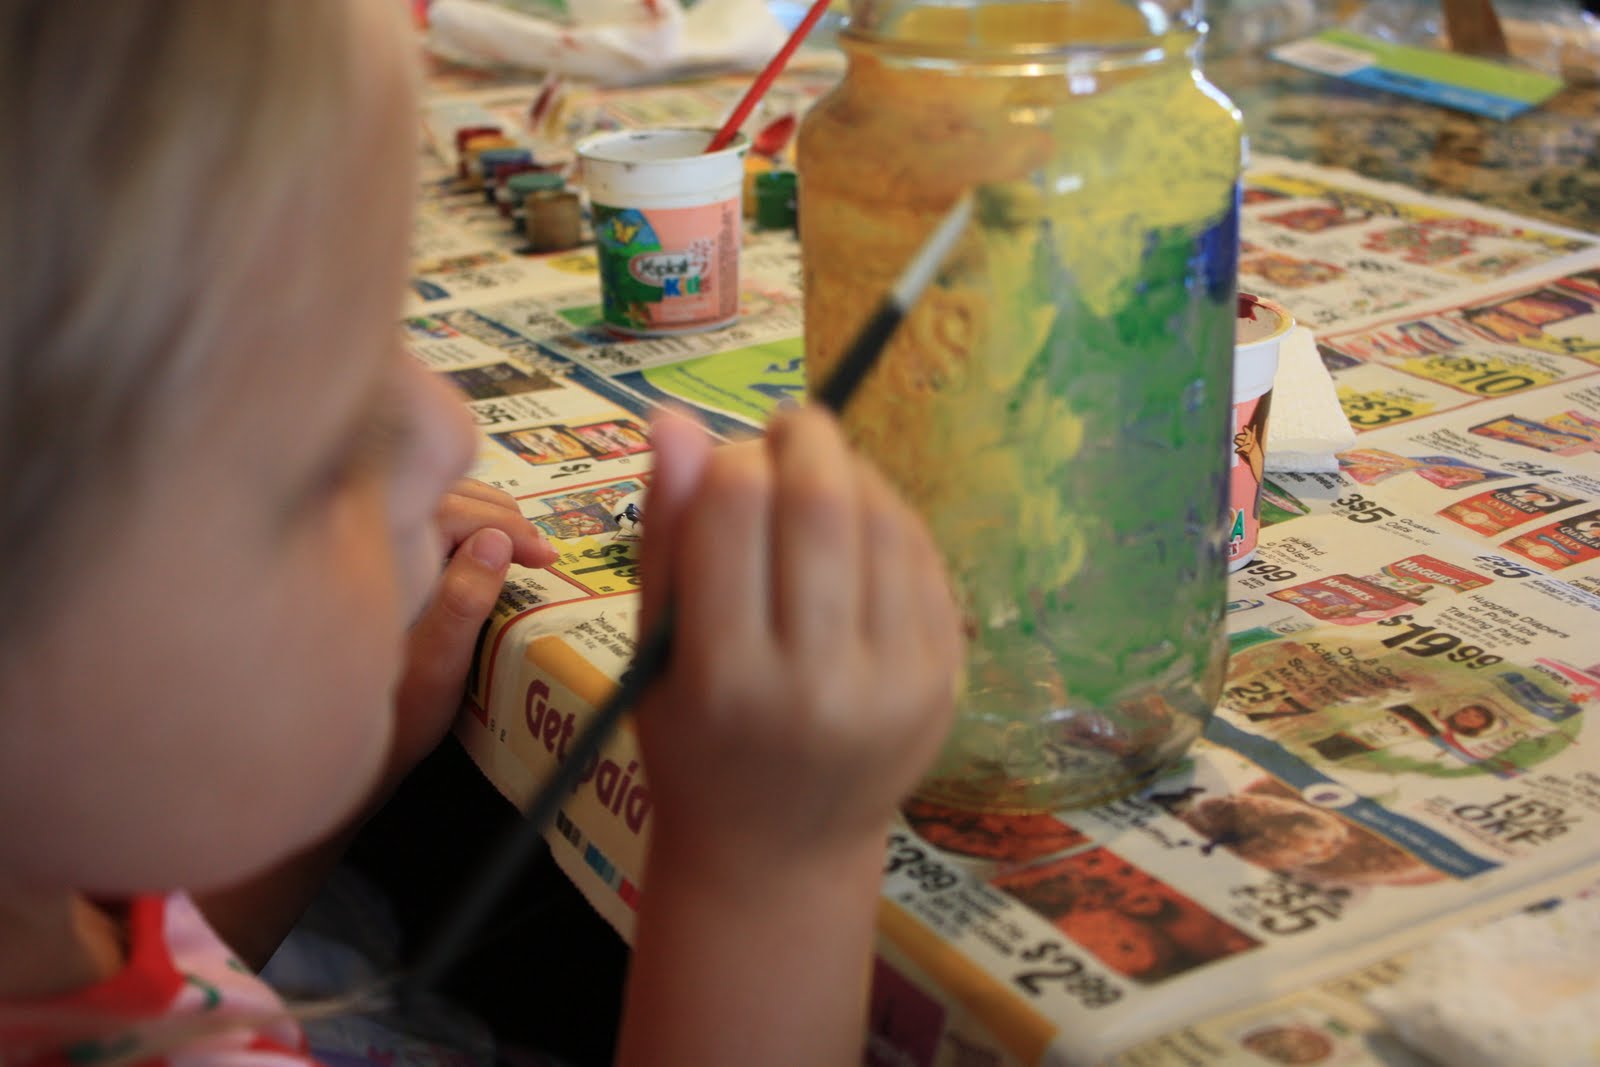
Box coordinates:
[1273,29,1564,121]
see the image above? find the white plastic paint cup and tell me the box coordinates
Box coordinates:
[1229,293,1295,572]
[576,128,749,336]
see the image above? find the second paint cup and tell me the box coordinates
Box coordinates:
[576,128,749,336]
[1230,293,1295,571]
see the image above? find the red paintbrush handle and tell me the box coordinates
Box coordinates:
[704,0,832,154]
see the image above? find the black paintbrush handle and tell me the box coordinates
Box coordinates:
[813,304,905,413]
[404,195,971,997]
[405,337,876,992]
[406,617,672,993]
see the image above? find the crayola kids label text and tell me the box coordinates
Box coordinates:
[593,200,739,335]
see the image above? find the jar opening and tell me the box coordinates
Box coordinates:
[845,0,1203,60]
[838,0,1203,71]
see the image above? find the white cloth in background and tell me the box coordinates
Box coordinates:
[1265,324,1356,474]
[427,0,787,86]
[1367,888,1600,1067]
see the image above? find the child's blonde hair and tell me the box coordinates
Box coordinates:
[0,1,363,644]
[1,3,419,1051]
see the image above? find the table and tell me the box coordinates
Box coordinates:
[1211,49,1600,232]
[408,47,1600,1067]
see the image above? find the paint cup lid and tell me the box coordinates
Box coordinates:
[754,170,798,229]
[577,128,748,204]
[493,161,540,184]
[576,127,746,165]
[479,147,532,168]
[491,163,541,206]
[462,134,515,156]
[454,125,502,152]
[508,171,566,196]
[754,170,797,193]
[1236,293,1294,348]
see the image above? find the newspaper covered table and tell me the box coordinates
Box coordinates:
[409,78,1600,1066]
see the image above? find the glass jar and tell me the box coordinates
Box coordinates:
[798,0,1243,811]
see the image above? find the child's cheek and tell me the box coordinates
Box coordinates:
[410,359,478,492]
[396,519,445,624]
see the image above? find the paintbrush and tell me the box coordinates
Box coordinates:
[404,193,974,995]
[704,0,833,154]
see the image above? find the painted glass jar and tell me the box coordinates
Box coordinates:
[798,0,1244,810]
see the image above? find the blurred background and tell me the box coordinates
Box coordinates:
[759,0,1600,82]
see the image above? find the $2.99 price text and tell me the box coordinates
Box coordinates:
[885,833,1123,1011]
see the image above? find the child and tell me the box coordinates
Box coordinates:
[0,1,962,1063]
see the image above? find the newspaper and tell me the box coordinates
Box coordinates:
[1107,863,1600,1066]
[410,80,1600,1067]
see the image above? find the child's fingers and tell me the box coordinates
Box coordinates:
[448,477,519,509]
[436,491,554,568]
[767,408,862,656]
[670,440,774,677]
[639,407,714,634]
[509,526,559,569]
[393,528,514,766]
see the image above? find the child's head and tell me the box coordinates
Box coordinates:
[0,1,474,895]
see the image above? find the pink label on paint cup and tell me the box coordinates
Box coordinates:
[1229,388,1272,566]
[578,127,748,337]
[592,198,740,333]
[1230,293,1294,571]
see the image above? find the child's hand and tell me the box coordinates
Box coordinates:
[389,480,557,781]
[635,407,963,880]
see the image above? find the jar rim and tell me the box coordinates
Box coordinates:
[838,22,1203,69]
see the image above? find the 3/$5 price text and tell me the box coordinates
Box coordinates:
[1332,492,1395,524]
[885,833,1124,1011]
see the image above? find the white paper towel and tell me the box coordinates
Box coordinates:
[427,0,787,86]
[1367,889,1600,1067]
[1265,324,1355,474]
